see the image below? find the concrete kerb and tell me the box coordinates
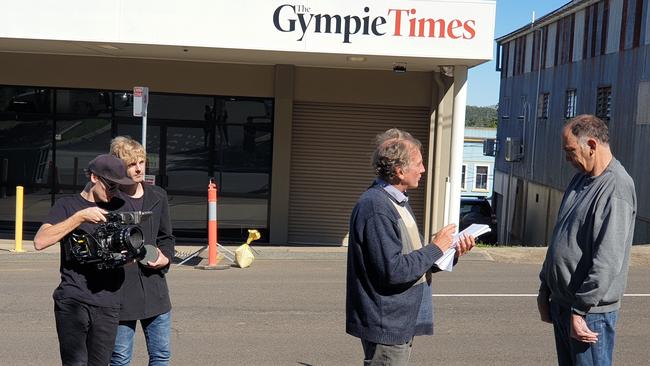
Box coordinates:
[2,238,650,266]
[0,238,490,262]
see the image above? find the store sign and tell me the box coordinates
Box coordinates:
[272,5,476,44]
[4,0,495,61]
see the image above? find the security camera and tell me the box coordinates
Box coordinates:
[392,62,407,73]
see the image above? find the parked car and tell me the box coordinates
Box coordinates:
[459,196,497,244]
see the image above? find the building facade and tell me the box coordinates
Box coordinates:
[0,0,496,244]
[462,127,496,198]
[495,0,650,245]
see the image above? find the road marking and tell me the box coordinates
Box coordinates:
[433,294,650,297]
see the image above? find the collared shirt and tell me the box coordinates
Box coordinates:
[374,178,409,205]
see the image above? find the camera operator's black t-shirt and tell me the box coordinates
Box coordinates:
[45,193,126,308]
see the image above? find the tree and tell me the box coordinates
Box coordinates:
[466,105,498,128]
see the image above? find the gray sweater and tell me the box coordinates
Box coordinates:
[539,158,636,314]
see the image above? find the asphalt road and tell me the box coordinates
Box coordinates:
[1,252,649,365]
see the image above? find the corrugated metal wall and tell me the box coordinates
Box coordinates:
[288,102,431,245]
[496,0,650,243]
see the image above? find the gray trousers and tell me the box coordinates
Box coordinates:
[361,339,413,366]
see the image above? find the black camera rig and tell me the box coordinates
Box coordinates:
[67,211,152,269]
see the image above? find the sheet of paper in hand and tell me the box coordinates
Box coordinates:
[434,224,491,272]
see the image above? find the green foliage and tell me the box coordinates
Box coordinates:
[466,105,498,128]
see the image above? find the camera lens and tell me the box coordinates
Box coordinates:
[121,226,144,251]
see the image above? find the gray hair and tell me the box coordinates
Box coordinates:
[566,114,609,145]
[372,128,422,181]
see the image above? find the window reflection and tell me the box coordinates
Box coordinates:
[167,126,209,192]
[0,85,274,241]
[56,90,112,116]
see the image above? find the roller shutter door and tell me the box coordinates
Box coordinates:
[288,102,431,245]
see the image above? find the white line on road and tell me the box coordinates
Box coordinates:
[433,294,650,297]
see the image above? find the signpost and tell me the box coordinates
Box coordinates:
[133,86,149,148]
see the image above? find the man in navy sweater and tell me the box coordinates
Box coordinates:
[346,128,475,365]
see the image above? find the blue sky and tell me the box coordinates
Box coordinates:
[467,0,569,106]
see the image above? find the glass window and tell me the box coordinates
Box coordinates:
[166,125,210,192]
[54,117,112,194]
[474,165,489,190]
[0,86,54,226]
[148,94,213,121]
[216,98,273,184]
[461,165,467,190]
[565,89,577,118]
[596,86,612,121]
[114,122,161,178]
[538,93,550,119]
[1,87,51,115]
[0,85,274,241]
[55,89,112,117]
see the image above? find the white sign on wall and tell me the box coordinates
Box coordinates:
[3,0,496,62]
[133,86,148,117]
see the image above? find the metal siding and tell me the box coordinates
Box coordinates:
[525,33,534,73]
[636,81,650,124]
[288,102,430,245]
[574,9,586,62]
[607,0,624,53]
[508,42,516,77]
[646,0,650,44]
[496,0,650,244]
[523,182,550,245]
[624,0,637,49]
[546,23,558,68]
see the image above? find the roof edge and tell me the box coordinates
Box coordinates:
[495,0,599,44]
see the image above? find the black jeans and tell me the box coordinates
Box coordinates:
[54,298,120,366]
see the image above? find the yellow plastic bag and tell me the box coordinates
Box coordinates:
[235,229,261,268]
[235,244,254,268]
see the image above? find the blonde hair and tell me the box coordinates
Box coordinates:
[110,136,146,165]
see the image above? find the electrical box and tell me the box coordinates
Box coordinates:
[504,137,523,162]
[483,138,497,157]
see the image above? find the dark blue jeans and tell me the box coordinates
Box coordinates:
[110,311,171,366]
[550,301,618,366]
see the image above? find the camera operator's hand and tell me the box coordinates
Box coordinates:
[146,247,170,269]
[74,207,109,224]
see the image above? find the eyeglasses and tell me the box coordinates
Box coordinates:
[98,176,119,193]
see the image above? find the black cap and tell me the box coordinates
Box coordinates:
[87,154,135,185]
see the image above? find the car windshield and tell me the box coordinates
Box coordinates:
[460,200,492,217]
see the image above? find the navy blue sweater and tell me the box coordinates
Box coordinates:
[346,184,444,345]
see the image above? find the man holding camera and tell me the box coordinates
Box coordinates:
[34,154,135,366]
[109,136,175,366]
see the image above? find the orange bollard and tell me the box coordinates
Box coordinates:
[196,178,229,270]
[207,179,218,266]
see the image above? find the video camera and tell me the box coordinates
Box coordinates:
[67,211,152,269]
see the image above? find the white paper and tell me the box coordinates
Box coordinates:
[434,224,491,272]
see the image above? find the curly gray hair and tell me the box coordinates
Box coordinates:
[372,128,422,181]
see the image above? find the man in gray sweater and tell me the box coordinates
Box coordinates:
[537,114,636,366]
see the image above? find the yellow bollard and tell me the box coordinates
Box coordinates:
[13,186,25,252]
